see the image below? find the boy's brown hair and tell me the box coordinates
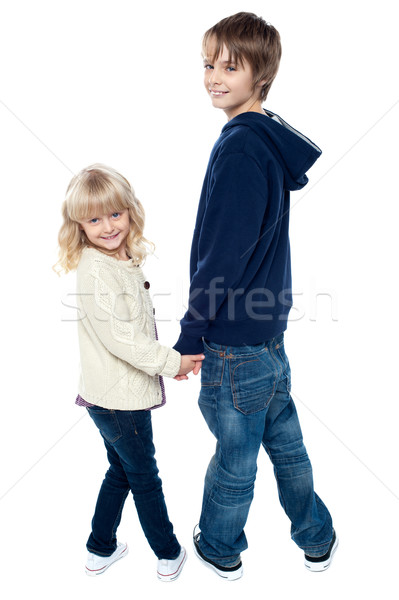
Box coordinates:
[202,12,282,102]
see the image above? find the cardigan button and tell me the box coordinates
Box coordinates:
[144,281,150,290]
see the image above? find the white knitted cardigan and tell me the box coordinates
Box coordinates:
[76,247,181,410]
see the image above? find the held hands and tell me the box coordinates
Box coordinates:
[174,354,205,381]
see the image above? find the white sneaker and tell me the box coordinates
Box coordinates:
[85,542,128,576]
[157,547,187,582]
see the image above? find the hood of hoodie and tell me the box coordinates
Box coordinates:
[221,109,322,191]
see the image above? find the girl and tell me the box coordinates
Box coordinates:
[55,164,204,581]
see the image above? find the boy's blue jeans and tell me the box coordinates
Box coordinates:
[86,407,180,560]
[198,334,333,567]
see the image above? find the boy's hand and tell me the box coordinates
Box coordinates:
[174,354,205,380]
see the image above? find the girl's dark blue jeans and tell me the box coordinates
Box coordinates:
[86,406,180,560]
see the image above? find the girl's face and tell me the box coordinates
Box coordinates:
[79,209,131,260]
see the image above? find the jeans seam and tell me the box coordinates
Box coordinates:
[111,488,129,541]
[127,411,139,436]
[127,411,153,458]
[231,359,261,408]
[214,480,255,494]
[203,340,225,355]
[155,494,169,546]
[302,534,333,553]
[201,354,225,387]
[227,347,267,359]
[275,344,292,394]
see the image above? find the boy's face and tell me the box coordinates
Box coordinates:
[203,40,265,120]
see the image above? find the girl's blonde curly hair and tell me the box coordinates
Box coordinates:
[55,164,154,274]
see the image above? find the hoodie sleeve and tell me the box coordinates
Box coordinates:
[174,151,268,354]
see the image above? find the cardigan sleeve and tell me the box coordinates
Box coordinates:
[78,269,181,378]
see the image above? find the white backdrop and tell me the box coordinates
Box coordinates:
[0,0,398,598]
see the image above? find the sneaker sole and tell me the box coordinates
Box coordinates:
[193,536,243,581]
[304,536,339,572]
[85,544,128,576]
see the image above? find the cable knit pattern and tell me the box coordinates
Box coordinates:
[76,247,181,410]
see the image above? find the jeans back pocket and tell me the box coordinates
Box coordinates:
[231,350,278,415]
[87,407,123,444]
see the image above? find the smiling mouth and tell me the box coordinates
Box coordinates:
[101,233,119,240]
[209,90,228,96]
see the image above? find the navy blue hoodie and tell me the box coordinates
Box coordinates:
[174,110,321,355]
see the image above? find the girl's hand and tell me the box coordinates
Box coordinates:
[174,354,205,380]
[174,374,189,381]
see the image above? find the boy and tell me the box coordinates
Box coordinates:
[174,12,337,580]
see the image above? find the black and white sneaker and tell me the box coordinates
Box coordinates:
[304,530,338,572]
[193,525,243,581]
